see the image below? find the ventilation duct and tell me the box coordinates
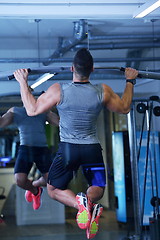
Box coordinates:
[88,32,160,40]
[73,41,160,50]
[43,19,87,66]
[0,57,160,64]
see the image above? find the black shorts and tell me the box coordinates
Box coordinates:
[48,142,106,190]
[14,145,52,175]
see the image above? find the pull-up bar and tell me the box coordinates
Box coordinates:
[5,66,160,81]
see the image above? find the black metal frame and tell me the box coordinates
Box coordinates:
[126,97,160,240]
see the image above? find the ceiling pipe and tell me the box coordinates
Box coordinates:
[88,32,160,40]
[73,41,160,50]
[43,19,87,66]
[0,57,160,63]
[32,72,124,81]
[126,50,144,70]
[0,73,125,82]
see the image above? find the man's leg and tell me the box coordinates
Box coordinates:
[85,186,105,239]
[47,183,102,232]
[86,185,105,203]
[15,173,43,210]
[81,144,106,238]
[14,173,39,195]
[31,173,48,210]
[86,203,103,239]
[32,173,48,187]
[47,183,78,209]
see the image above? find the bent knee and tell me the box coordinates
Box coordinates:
[14,174,27,188]
[99,186,105,198]
[47,183,57,199]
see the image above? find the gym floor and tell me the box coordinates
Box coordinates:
[0,207,150,240]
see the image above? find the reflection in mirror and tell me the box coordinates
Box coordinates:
[0,128,19,167]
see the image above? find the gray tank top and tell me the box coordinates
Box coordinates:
[57,82,104,144]
[13,107,48,146]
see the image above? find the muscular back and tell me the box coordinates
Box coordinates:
[57,82,104,144]
[13,107,48,147]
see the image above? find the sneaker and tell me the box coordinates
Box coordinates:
[87,197,94,212]
[32,187,43,210]
[25,190,33,203]
[86,203,103,239]
[76,192,91,229]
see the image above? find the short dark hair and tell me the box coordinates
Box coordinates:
[73,48,93,78]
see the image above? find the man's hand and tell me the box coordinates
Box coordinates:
[125,67,138,80]
[14,69,29,85]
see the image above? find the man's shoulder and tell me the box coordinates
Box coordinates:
[58,82,72,89]
[92,83,104,91]
[93,83,103,87]
[50,82,71,90]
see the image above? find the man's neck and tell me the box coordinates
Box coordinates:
[72,74,89,83]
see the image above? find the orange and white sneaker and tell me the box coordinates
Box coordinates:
[25,190,33,203]
[86,203,103,239]
[32,187,43,210]
[76,192,91,229]
[87,196,94,212]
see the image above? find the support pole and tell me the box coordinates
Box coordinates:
[127,103,141,239]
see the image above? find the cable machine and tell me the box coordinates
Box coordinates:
[127,96,160,240]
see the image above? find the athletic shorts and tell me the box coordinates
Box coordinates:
[48,142,106,190]
[14,145,52,175]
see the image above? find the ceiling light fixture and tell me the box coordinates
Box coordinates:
[31,73,54,89]
[133,0,160,18]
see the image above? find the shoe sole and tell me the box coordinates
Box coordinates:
[25,191,33,203]
[86,204,103,239]
[32,187,43,210]
[76,192,91,229]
